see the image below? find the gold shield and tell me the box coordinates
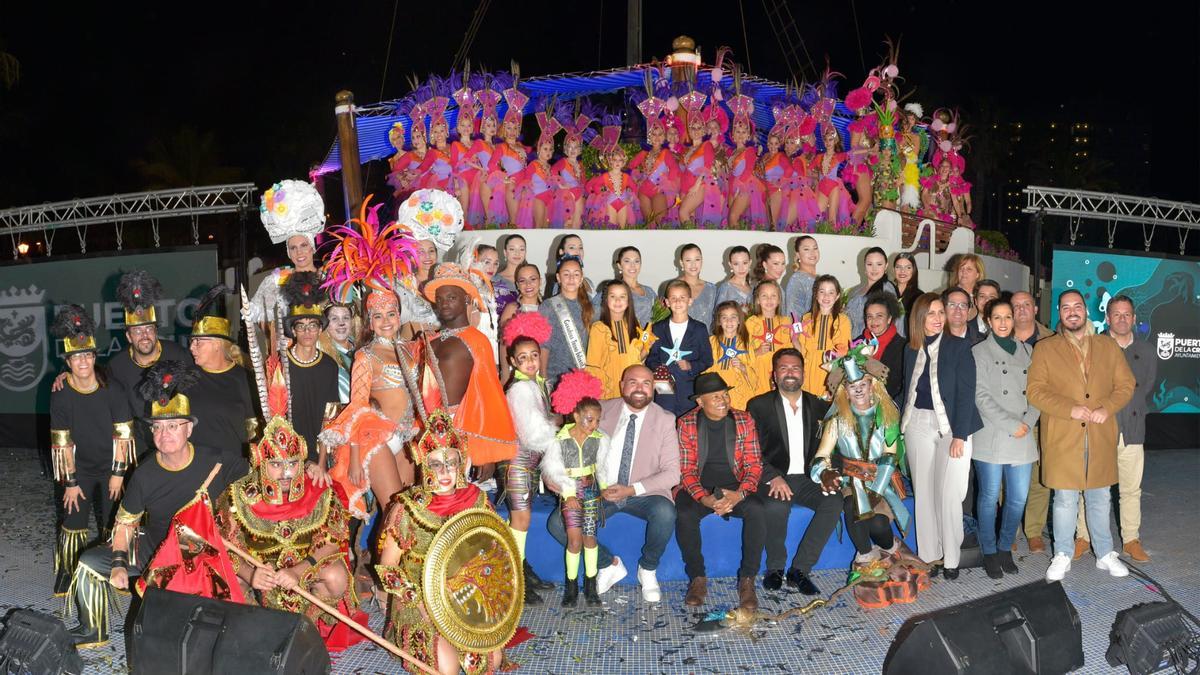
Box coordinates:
[422,508,524,652]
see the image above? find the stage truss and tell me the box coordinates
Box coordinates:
[1022,186,1199,254]
[0,183,257,258]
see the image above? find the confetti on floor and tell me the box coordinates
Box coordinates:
[2,447,1196,674]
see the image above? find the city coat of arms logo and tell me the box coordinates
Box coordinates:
[1156,333,1175,361]
[0,286,48,392]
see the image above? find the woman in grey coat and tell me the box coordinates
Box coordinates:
[972,298,1040,578]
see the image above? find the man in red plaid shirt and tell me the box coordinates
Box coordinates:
[674,372,766,612]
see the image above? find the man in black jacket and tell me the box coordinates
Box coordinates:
[751,348,839,595]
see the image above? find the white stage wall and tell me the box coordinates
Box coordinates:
[456,221,1029,297]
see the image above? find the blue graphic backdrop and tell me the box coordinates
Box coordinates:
[1051,247,1200,414]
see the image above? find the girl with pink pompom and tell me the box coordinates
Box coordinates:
[541,369,610,606]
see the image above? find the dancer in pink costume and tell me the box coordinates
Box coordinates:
[551,100,594,228]
[584,115,639,228]
[725,66,768,230]
[677,86,726,227]
[928,108,973,226]
[385,108,427,202]
[485,68,530,225]
[784,106,821,231]
[419,81,453,192]
[469,74,502,226]
[629,70,681,227]
[512,99,562,229]
[920,158,973,227]
[448,69,485,225]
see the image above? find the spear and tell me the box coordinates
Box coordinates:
[239,285,270,416]
[221,539,438,675]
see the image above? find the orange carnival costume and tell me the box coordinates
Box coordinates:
[318,197,424,519]
[422,263,518,465]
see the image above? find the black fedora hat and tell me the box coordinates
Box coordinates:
[689,372,734,400]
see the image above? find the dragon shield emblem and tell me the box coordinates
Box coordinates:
[0,286,48,392]
[1156,333,1175,361]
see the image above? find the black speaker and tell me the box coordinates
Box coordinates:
[0,609,84,675]
[130,588,330,675]
[1106,601,1198,674]
[884,581,1084,675]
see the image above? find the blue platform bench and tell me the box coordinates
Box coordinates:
[500,494,917,585]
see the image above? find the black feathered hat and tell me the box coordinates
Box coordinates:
[136,359,200,423]
[190,284,232,341]
[281,271,328,338]
[52,304,96,357]
[116,270,163,328]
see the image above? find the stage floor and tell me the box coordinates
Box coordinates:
[2,448,1196,674]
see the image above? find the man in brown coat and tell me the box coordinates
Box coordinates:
[1027,289,1135,582]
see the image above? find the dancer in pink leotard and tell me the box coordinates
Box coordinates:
[551,100,594,228]
[629,70,680,227]
[512,99,562,229]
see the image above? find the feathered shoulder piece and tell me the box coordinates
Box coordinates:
[137,360,199,406]
[281,271,326,309]
[551,369,603,415]
[117,271,163,312]
[502,311,551,347]
[52,304,94,341]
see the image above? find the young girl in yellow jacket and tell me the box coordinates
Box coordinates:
[796,274,851,398]
[704,300,760,409]
[745,280,798,398]
[585,280,651,398]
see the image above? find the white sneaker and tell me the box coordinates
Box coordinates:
[596,556,628,595]
[637,566,661,603]
[1046,553,1072,582]
[1096,551,1130,578]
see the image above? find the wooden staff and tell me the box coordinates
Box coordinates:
[221,538,437,675]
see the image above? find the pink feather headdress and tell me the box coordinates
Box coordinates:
[502,311,551,347]
[321,196,419,302]
[551,369,603,415]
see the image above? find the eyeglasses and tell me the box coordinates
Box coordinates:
[128,325,156,337]
[945,302,971,310]
[151,421,187,434]
[293,323,322,333]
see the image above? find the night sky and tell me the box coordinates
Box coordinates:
[2,1,1197,255]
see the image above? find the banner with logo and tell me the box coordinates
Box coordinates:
[1051,246,1200,414]
[0,247,218,415]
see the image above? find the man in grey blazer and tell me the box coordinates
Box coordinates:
[1073,295,1158,562]
[546,364,682,602]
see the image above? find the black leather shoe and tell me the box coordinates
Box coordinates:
[561,578,579,607]
[786,568,820,595]
[762,569,784,591]
[942,567,960,580]
[997,551,1019,575]
[524,561,554,590]
[982,554,1003,580]
[523,581,544,606]
[582,575,602,606]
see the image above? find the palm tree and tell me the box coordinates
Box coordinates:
[0,43,18,90]
[132,126,244,188]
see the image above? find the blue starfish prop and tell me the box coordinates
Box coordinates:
[660,338,693,366]
[717,337,747,368]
